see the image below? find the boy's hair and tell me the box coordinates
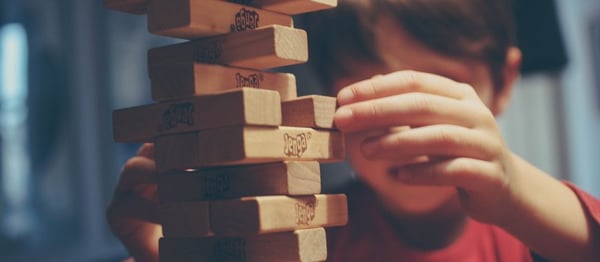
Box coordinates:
[304,0,516,93]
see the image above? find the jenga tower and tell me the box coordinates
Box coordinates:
[106,0,347,261]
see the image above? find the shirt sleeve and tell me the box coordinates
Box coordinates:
[563,181,600,225]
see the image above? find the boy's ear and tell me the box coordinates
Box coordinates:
[492,47,522,116]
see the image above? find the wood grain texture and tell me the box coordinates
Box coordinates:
[149,63,297,102]
[226,0,338,15]
[160,201,212,237]
[159,228,327,262]
[112,88,281,143]
[282,95,337,129]
[155,126,345,171]
[148,25,308,70]
[210,194,347,236]
[158,161,321,202]
[147,0,293,39]
[104,0,147,14]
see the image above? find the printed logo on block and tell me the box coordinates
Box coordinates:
[202,175,231,199]
[235,72,263,88]
[230,8,260,32]
[295,200,317,225]
[157,103,194,131]
[195,41,223,64]
[283,132,311,157]
[214,238,246,260]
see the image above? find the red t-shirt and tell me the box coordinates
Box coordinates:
[327,181,600,262]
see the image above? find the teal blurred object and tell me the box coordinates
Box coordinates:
[0,21,35,252]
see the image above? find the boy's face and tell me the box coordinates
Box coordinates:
[331,17,499,215]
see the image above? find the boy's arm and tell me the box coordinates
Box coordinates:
[497,154,600,262]
[333,70,600,262]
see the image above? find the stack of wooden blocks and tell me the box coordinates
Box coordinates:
[106,0,348,261]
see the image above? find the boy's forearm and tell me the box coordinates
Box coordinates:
[498,153,600,262]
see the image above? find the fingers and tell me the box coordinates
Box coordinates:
[117,156,158,192]
[106,190,161,262]
[360,125,502,161]
[334,70,494,133]
[335,93,490,132]
[137,143,155,159]
[394,158,501,191]
[108,185,160,223]
[107,143,161,262]
[110,143,160,220]
[337,70,477,106]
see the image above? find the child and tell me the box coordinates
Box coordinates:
[106,0,600,261]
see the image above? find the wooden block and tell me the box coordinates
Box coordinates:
[160,201,212,237]
[282,95,337,129]
[161,195,346,237]
[155,126,345,171]
[148,25,308,70]
[158,161,321,202]
[147,0,293,39]
[106,0,337,16]
[104,0,147,14]
[159,228,327,262]
[224,0,338,15]
[149,63,297,102]
[211,194,347,236]
[113,88,281,143]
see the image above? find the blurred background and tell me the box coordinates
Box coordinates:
[0,0,598,261]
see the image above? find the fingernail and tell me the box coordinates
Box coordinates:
[337,88,354,105]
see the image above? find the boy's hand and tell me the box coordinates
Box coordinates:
[106,143,161,262]
[334,71,516,225]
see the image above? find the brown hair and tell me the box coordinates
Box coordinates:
[303,0,516,93]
